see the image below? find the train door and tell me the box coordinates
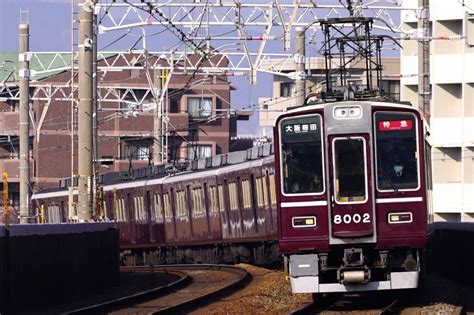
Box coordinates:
[163,188,177,243]
[328,134,375,240]
[218,179,230,239]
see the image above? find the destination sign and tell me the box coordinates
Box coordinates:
[378,119,413,131]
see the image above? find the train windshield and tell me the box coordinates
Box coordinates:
[375,112,419,191]
[333,137,367,203]
[280,115,324,194]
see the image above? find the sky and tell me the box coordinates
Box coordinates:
[0,0,401,136]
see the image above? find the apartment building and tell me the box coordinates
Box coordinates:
[401,0,474,221]
[0,52,249,220]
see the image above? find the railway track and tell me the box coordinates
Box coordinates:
[290,291,405,314]
[67,264,250,314]
[289,289,466,315]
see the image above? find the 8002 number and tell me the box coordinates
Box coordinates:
[333,213,370,225]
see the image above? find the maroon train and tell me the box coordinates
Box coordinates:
[274,100,431,294]
[32,99,430,295]
[31,148,280,266]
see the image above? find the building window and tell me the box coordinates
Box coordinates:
[187,97,212,117]
[170,99,179,113]
[187,144,212,160]
[380,80,400,101]
[122,139,152,161]
[281,82,295,97]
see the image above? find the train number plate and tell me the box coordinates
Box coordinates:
[333,213,370,225]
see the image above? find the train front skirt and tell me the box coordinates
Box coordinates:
[288,253,420,293]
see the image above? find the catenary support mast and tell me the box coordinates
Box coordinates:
[19,19,30,224]
[295,27,306,107]
[77,0,94,221]
[418,0,430,122]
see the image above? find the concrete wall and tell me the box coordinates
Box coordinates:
[0,225,5,314]
[0,223,119,313]
[427,222,474,286]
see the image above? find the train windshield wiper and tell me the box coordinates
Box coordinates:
[378,168,400,195]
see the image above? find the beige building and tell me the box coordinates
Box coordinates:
[258,57,401,127]
[401,0,474,221]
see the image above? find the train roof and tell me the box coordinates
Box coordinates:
[274,100,424,126]
[31,144,274,199]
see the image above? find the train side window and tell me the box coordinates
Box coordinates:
[209,186,218,213]
[163,193,171,218]
[374,112,420,191]
[263,174,269,207]
[121,198,127,221]
[117,197,126,222]
[229,182,238,211]
[176,190,187,217]
[200,188,205,214]
[218,185,225,212]
[115,198,120,221]
[154,193,163,222]
[102,200,108,220]
[136,196,141,221]
[191,189,196,214]
[256,177,264,207]
[175,191,180,217]
[142,195,146,220]
[115,198,121,221]
[242,179,252,208]
[138,195,146,221]
[133,197,138,221]
[181,190,186,216]
[269,174,277,206]
[280,115,324,195]
[194,187,204,215]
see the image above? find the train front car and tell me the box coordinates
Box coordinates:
[274,101,428,294]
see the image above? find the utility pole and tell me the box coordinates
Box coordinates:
[295,27,306,107]
[19,18,30,224]
[418,0,430,123]
[78,0,94,221]
[153,68,163,165]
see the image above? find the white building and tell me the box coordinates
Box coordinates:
[401,0,474,221]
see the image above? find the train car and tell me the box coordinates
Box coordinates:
[274,100,431,294]
[31,146,280,266]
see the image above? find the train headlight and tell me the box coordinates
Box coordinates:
[292,216,317,228]
[388,212,413,224]
[333,105,362,119]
